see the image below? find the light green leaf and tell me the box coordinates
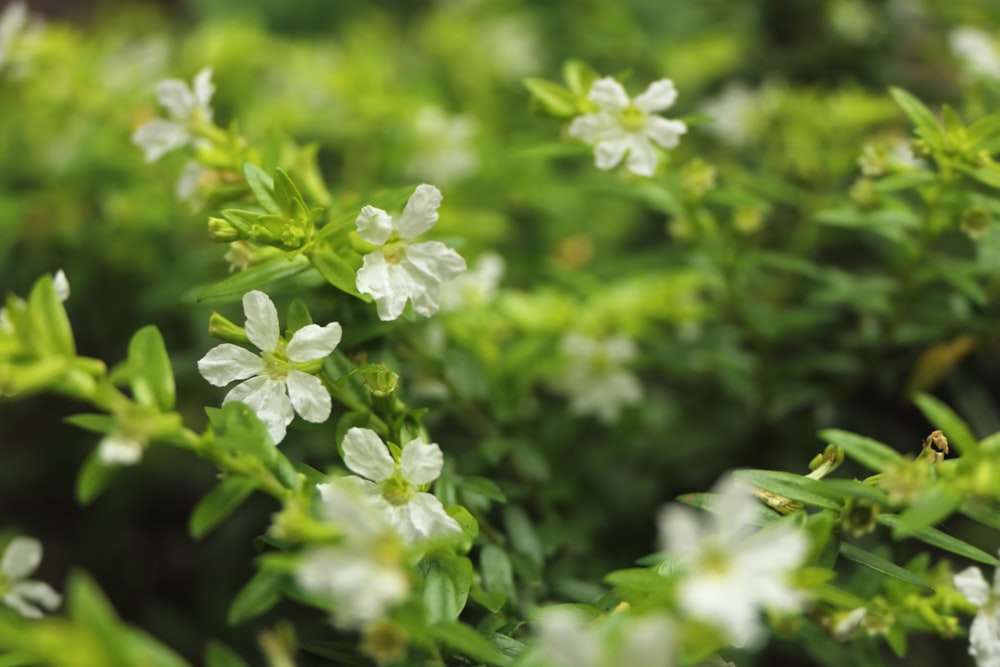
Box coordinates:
[428,621,510,666]
[205,641,251,667]
[189,476,258,539]
[889,87,944,151]
[871,171,935,192]
[26,273,75,357]
[206,402,276,466]
[732,469,842,510]
[968,113,1000,150]
[128,326,175,412]
[838,543,932,590]
[480,544,516,607]
[461,476,507,503]
[960,501,1000,532]
[309,242,363,298]
[820,429,903,472]
[65,413,114,434]
[273,168,306,220]
[523,78,580,118]
[891,481,964,538]
[913,392,979,455]
[421,555,472,623]
[243,163,280,216]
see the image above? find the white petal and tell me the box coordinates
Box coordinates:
[157,78,197,120]
[970,608,1000,667]
[406,492,461,540]
[286,370,331,423]
[342,427,395,482]
[711,475,758,542]
[2,537,41,580]
[646,116,687,150]
[225,375,293,444]
[357,253,410,321]
[198,344,265,386]
[98,434,144,465]
[634,79,678,112]
[3,591,42,618]
[588,77,630,112]
[192,67,215,118]
[535,609,598,667]
[624,136,658,177]
[603,336,637,363]
[316,478,386,540]
[956,566,992,607]
[568,112,621,145]
[132,119,190,163]
[619,614,675,667]
[286,322,342,362]
[594,137,629,171]
[400,439,444,485]
[400,244,467,317]
[656,505,702,558]
[242,291,280,352]
[356,205,395,246]
[396,184,443,239]
[680,575,760,646]
[13,581,61,612]
[52,270,70,302]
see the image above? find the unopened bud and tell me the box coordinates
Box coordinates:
[208,312,249,344]
[364,364,399,398]
[207,217,242,242]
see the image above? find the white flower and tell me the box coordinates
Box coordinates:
[535,609,675,667]
[950,27,1000,80]
[355,184,467,321]
[198,290,342,444]
[555,333,642,423]
[324,427,460,543]
[568,77,687,177]
[405,107,478,184]
[657,475,807,647]
[954,557,1000,667]
[132,67,215,162]
[297,479,410,628]
[97,430,144,466]
[1,537,62,618]
[440,251,504,311]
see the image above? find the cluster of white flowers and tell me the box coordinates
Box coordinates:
[554,333,642,423]
[324,427,460,544]
[355,184,467,321]
[297,478,410,628]
[534,608,675,667]
[132,67,215,163]
[954,557,1000,667]
[569,77,687,178]
[198,290,342,444]
[1,536,61,619]
[949,27,1000,80]
[657,475,807,647]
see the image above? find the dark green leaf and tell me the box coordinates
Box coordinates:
[838,543,932,590]
[189,476,258,539]
[913,392,979,455]
[421,555,472,623]
[285,298,312,333]
[76,449,119,505]
[461,476,507,503]
[227,570,284,626]
[820,429,903,472]
[503,506,544,570]
[732,469,842,510]
[878,514,998,565]
[480,544,516,606]
[428,621,510,666]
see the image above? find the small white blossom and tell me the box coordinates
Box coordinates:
[1,537,62,618]
[298,478,410,628]
[950,27,1000,80]
[555,333,642,423]
[324,427,460,543]
[440,251,504,311]
[657,475,807,647]
[355,184,467,321]
[198,290,342,444]
[954,557,1000,667]
[535,608,675,667]
[569,77,687,177]
[97,430,144,466]
[132,67,215,162]
[406,107,478,184]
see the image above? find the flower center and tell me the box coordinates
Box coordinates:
[699,543,732,575]
[618,104,647,132]
[381,233,408,265]
[261,345,291,381]
[380,475,414,507]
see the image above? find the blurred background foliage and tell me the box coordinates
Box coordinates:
[6,0,1000,664]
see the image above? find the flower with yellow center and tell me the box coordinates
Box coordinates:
[568,77,687,177]
[329,427,460,544]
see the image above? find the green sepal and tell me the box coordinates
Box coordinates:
[189,476,259,539]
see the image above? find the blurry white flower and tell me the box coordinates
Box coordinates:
[701,82,757,146]
[175,160,207,206]
[1,537,61,618]
[298,478,410,628]
[485,15,541,78]
[954,557,1000,667]
[132,67,215,162]
[198,290,342,444]
[535,608,675,667]
[0,2,28,70]
[555,333,642,423]
[355,184,466,321]
[97,430,144,466]
[441,252,504,311]
[406,107,478,184]
[325,427,460,543]
[657,475,807,646]
[569,77,687,177]
[950,27,1000,80]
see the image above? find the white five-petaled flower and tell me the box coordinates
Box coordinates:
[954,556,1000,667]
[657,475,807,647]
[132,67,215,162]
[569,77,687,177]
[555,333,642,423]
[1,537,62,618]
[297,478,410,628]
[355,184,467,321]
[323,427,461,544]
[198,290,342,445]
[535,608,675,667]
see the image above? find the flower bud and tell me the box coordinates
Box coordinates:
[207,312,249,345]
[364,364,399,398]
[207,217,242,242]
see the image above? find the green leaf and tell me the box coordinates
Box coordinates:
[189,476,258,539]
[227,569,284,626]
[871,171,936,192]
[523,78,579,117]
[955,163,1000,190]
[912,392,979,455]
[127,326,175,412]
[461,476,507,503]
[299,642,371,666]
[421,555,472,623]
[562,59,599,97]
[242,163,281,216]
[732,469,842,510]
[503,506,544,570]
[878,514,998,565]
[891,481,964,538]
[604,568,670,591]
[446,505,479,539]
[820,429,903,472]
[273,168,306,219]
[285,298,312,333]
[838,543,933,590]
[207,402,276,466]
[676,491,779,526]
[309,242,363,298]
[205,641,251,667]
[480,544,516,607]
[65,413,114,434]
[889,87,944,151]
[470,588,506,613]
[967,113,1000,150]
[428,621,510,666]
[198,255,313,302]
[960,500,1000,532]
[76,449,119,505]
[26,272,75,357]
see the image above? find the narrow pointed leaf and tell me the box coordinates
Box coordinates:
[913,392,979,455]
[820,429,903,472]
[838,543,932,590]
